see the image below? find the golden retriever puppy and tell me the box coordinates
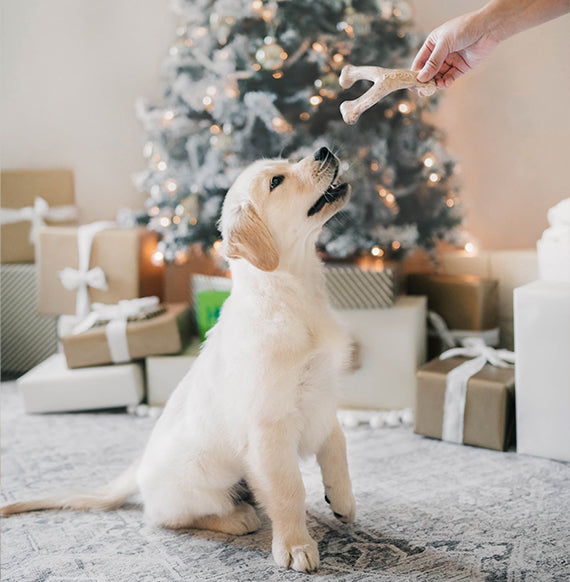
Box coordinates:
[1,147,356,573]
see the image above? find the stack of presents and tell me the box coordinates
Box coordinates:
[2,169,568,464]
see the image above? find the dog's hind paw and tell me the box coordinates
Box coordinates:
[273,536,320,573]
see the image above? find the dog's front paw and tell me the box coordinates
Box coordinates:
[324,487,356,523]
[272,536,319,573]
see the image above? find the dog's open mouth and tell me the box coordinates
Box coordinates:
[308,166,350,217]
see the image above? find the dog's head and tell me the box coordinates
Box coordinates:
[220,148,351,272]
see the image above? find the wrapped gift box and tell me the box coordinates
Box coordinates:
[60,303,192,369]
[193,275,232,341]
[407,272,499,356]
[145,339,202,406]
[1,169,77,263]
[334,296,427,410]
[18,354,144,413]
[439,250,538,349]
[37,226,163,315]
[0,264,58,378]
[415,356,515,451]
[514,281,570,462]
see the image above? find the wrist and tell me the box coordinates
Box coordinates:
[475,1,512,44]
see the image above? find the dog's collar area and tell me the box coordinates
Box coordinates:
[307,183,349,217]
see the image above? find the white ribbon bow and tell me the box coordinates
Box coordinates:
[428,310,500,351]
[0,196,77,243]
[71,296,161,364]
[57,221,115,317]
[439,337,515,444]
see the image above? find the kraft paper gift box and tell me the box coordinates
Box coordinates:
[334,296,427,410]
[0,169,77,263]
[439,249,538,349]
[514,281,570,462]
[145,338,202,406]
[0,264,59,377]
[18,354,144,414]
[415,354,515,451]
[407,273,499,356]
[37,224,163,316]
[60,302,192,369]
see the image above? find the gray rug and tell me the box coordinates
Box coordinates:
[1,382,569,582]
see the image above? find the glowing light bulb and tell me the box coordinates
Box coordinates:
[398,102,411,114]
[446,198,455,208]
[423,154,435,168]
[172,216,181,224]
[159,216,171,227]
[206,86,217,96]
[251,0,263,11]
[429,172,440,183]
[149,206,160,216]
[333,53,344,64]
[164,179,177,193]
[312,42,325,53]
[202,96,213,107]
[392,241,401,250]
[189,217,198,226]
[370,161,379,171]
[465,242,476,254]
[151,251,164,266]
[385,193,395,204]
[157,161,167,171]
[371,246,384,257]
[309,95,323,106]
[273,71,283,79]
[300,112,310,121]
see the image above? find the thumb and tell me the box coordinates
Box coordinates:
[417,38,449,82]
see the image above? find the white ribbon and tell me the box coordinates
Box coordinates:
[428,310,500,351]
[57,221,115,317]
[71,296,160,364]
[0,196,77,243]
[439,338,515,444]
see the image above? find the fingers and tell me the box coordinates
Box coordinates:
[417,37,450,83]
[411,36,434,73]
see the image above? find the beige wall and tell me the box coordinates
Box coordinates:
[2,1,569,250]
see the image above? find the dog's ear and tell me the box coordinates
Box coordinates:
[224,203,279,272]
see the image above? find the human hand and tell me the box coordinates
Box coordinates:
[411,10,501,93]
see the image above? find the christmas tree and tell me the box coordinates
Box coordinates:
[132,0,463,266]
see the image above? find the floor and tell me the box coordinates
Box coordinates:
[1,382,569,582]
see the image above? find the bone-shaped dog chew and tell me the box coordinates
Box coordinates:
[339,65,437,125]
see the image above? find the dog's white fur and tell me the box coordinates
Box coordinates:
[1,150,355,573]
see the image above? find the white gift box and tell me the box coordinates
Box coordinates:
[145,339,201,406]
[440,249,538,349]
[514,281,570,462]
[18,354,144,413]
[334,296,427,410]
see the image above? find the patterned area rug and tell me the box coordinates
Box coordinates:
[1,382,569,582]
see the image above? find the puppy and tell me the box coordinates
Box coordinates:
[1,147,356,573]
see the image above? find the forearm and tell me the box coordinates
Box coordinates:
[477,0,569,43]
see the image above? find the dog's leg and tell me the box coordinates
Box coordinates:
[247,421,319,573]
[190,502,261,535]
[317,420,356,523]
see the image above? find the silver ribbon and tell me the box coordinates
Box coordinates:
[72,296,160,364]
[0,196,77,243]
[439,338,515,444]
[58,221,115,317]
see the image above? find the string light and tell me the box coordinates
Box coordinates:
[189,217,198,226]
[210,124,222,135]
[252,63,261,71]
[151,251,164,266]
[423,154,436,168]
[149,206,160,216]
[157,161,167,171]
[164,179,177,193]
[446,198,455,208]
[465,242,476,254]
[206,86,217,96]
[174,249,188,265]
[371,246,384,257]
[333,53,344,64]
[392,241,401,250]
[251,0,263,11]
[299,112,310,121]
[312,42,325,53]
[193,27,208,38]
[385,193,395,204]
[429,172,441,183]
[172,216,181,224]
[272,117,291,132]
[273,71,283,79]
[370,161,379,171]
[159,216,171,227]
[309,95,322,106]
[398,101,411,114]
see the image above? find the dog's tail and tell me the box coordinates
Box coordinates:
[0,459,140,517]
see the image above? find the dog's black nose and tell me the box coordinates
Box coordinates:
[314,147,331,162]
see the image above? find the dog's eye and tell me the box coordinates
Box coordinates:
[270,175,284,191]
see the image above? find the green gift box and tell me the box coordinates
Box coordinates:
[192,275,232,341]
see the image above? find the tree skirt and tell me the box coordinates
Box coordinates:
[1,383,568,581]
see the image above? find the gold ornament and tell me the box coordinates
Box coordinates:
[256,38,287,71]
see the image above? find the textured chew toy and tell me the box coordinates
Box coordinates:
[339,65,437,125]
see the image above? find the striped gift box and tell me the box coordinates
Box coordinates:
[1,264,58,378]
[324,266,395,309]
